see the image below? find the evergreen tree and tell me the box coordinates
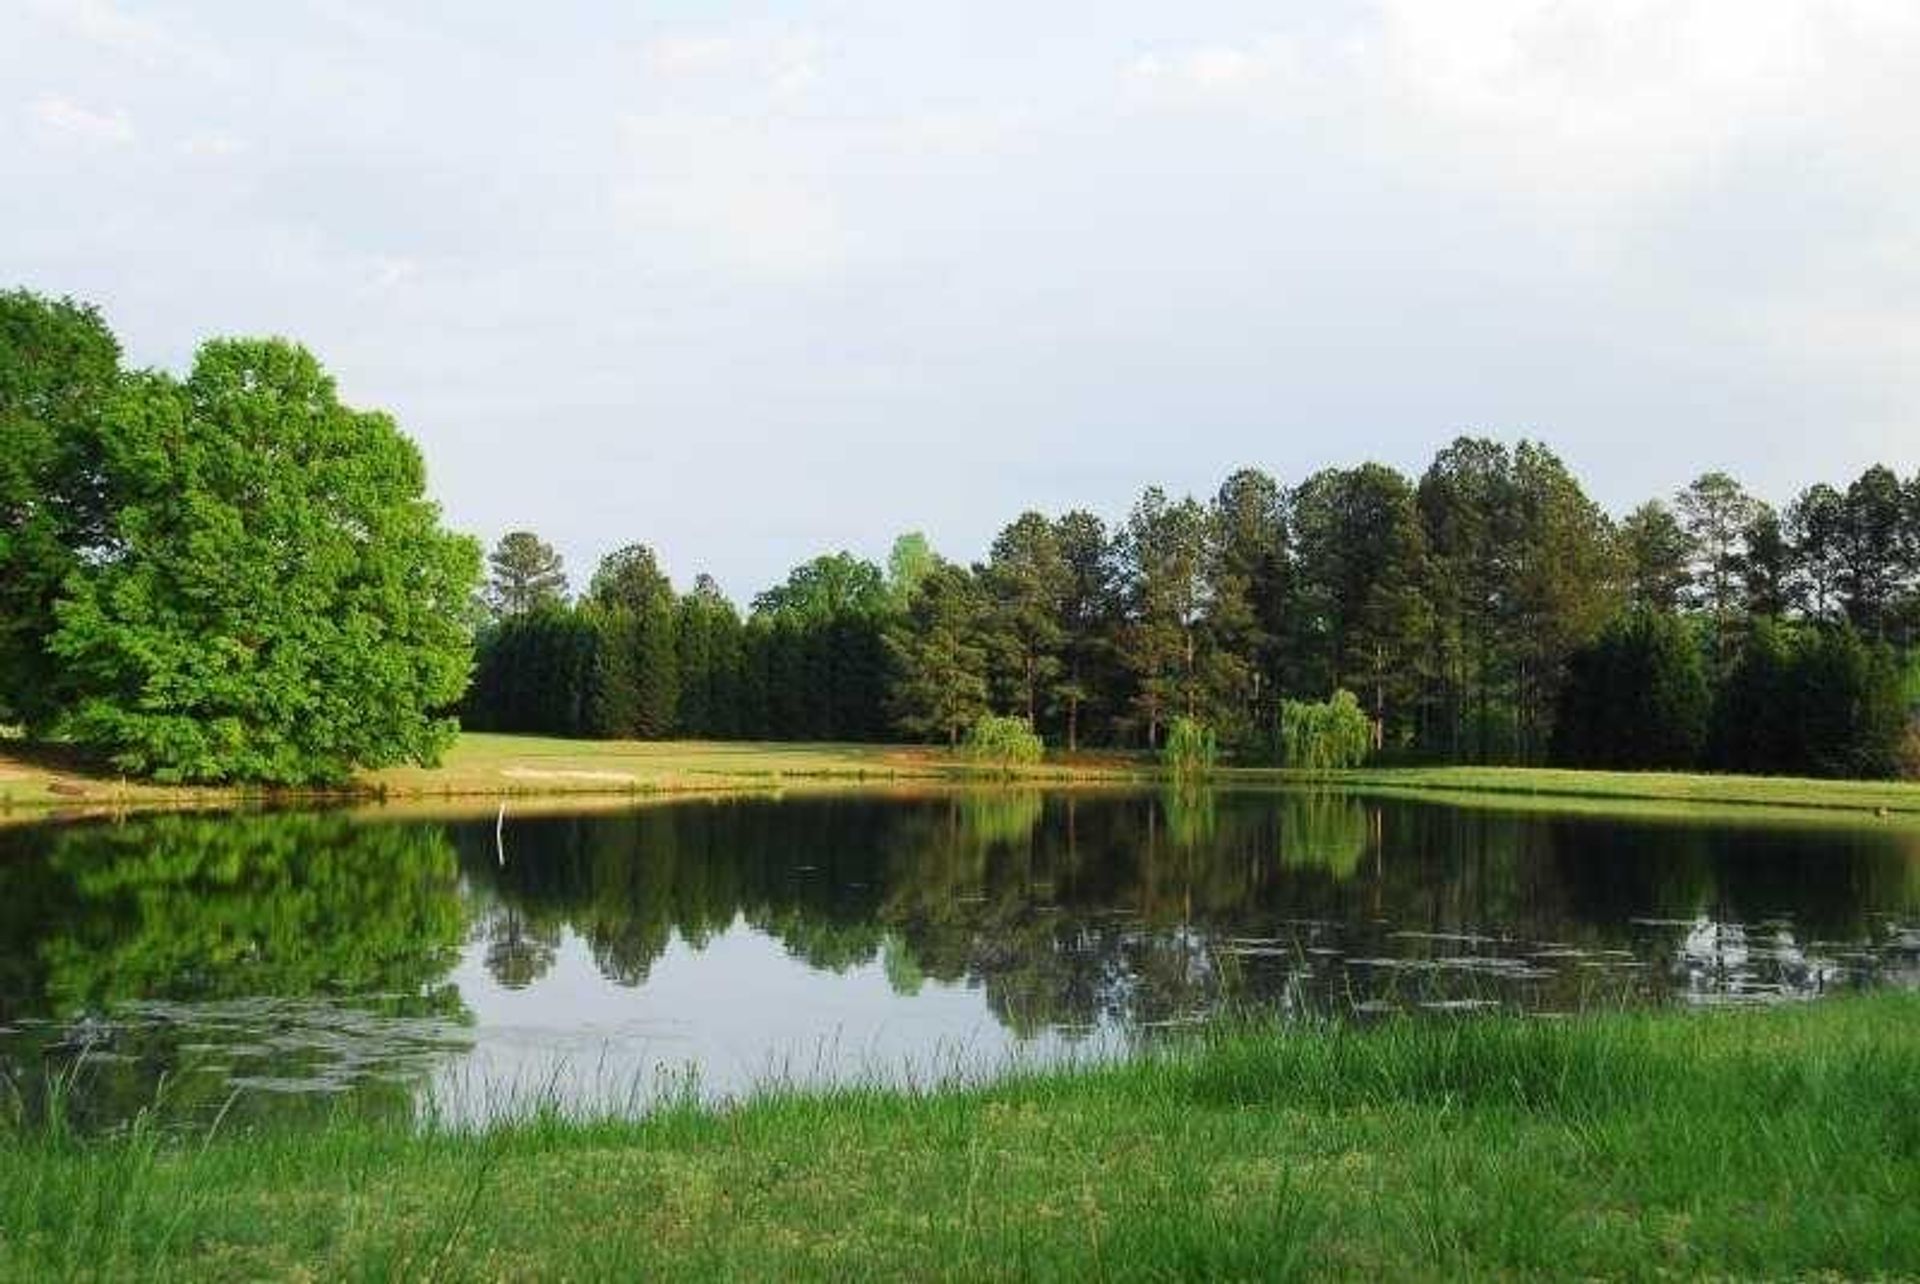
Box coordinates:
[1836,465,1911,640]
[1053,510,1116,751]
[486,531,567,618]
[1785,483,1846,621]
[1204,469,1288,751]
[1418,438,1517,760]
[1506,442,1623,759]
[1553,612,1709,769]
[1117,488,1208,748]
[1619,500,1692,613]
[1742,508,1794,619]
[675,575,742,738]
[982,512,1069,729]
[885,562,989,745]
[1676,471,1762,670]
[588,544,678,737]
[1290,464,1430,748]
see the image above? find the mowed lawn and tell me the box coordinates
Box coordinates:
[3,995,1917,1281]
[9,730,1920,819]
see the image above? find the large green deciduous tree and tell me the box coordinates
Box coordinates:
[49,339,480,784]
[0,291,121,726]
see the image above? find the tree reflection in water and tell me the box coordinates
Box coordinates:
[1,793,1916,1132]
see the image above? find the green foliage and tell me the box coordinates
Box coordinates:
[48,340,480,784]
[1279,690,1373,771]
[1552,612,1711,770]
[752,552,887,621]
[1288,465,1430,750]
[1714,621,1908,778]
[886,563,989,745]
[884,531,937,609]
[1119,488,1208,747]
[0,291,120,726]
[485,530,566,618]
[982,512,1070,727]
[1619,501,1691,613]
[962,714,1043,770]
[1278,793,1369,878]
[1161,715,1218,778]
[436,420,1920,783]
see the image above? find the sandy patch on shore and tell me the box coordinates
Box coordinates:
[499,767,639,784]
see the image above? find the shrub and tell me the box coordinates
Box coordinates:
[1279,690,1373,771]
[964,714,1043,771]
[1162,716,1218,780]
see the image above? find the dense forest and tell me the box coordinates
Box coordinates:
[468,447,1920,777]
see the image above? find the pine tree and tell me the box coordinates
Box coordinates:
[486,531,567,618]
[885,562,989,745]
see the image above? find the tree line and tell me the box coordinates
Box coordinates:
[469,443,1920,777]
[7,288,1915,783]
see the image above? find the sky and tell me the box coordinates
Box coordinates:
[7,0,1919,600]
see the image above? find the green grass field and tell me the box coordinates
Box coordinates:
[3,994,1916,1281]
[8,731,1920,822]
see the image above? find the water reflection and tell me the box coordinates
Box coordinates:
[0,792,1916,1131]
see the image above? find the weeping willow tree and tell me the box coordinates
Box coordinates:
[964,714,1044,772]
[1279,690,1373,771]
[1161,716,1217,781]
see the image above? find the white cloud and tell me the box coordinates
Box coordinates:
[28,93,133,144]
[179,132,243,158]
[637,28,823,102]
[641,33,738,76]
[369,257,419,291]
[31,0,220,73]
[1128,37,1300,104]
[613,113,845,281]
[1366,0,1920,198]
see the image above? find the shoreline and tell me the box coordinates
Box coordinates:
[6,731,1920,828]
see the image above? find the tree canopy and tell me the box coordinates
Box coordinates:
[46,339,480,783]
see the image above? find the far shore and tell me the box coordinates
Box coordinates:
[8,732,1920,829]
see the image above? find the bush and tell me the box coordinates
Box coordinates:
[963,715,1043,771]
[1162,716,1218,779]
[1279,690,1372,771]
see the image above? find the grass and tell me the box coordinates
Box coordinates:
[8,731,1920,825]
[3,994,1917,1280]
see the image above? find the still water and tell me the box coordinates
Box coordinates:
[1,790,1916,1131]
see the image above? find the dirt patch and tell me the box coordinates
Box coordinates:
[499,768,639,784]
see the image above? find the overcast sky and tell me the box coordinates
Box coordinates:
[7,1,1918,599]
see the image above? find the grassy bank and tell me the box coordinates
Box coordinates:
[3,995,1917,1280]
[8,731,1920,824]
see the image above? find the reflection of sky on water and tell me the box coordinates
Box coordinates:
[430,919,1114,1122]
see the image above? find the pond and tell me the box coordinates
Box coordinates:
[1,789,1916,1133]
